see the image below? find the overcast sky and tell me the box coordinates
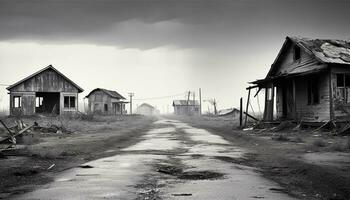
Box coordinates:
[0,0,350,113]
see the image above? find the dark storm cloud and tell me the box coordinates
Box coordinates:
[1,0,350,49]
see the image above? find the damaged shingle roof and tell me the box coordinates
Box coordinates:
[289,36,350,64]
[86,88,126,99]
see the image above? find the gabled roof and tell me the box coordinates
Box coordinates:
[86,88,126,99]
[173,100,199,106]
[6,65,84,92]
[254,36,350,85]
[288,36,350,64]
[138,103,155,109]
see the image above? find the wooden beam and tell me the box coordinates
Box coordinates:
[244,111,259,121]
[239,97,243,128]
[244,88,251,127]
[0,120,12,134]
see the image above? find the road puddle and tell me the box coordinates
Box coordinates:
[12,119,297,200]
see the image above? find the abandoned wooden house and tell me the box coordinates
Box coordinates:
[136,103,159,116]
[250,36,350,123]
[85,88,128,115]
[7,65,84,116]
[173,100,200,115]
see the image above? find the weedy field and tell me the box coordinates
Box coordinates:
[0,114,156,198]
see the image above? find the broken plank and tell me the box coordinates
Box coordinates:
[244,111,259,121]
[0,120,13,134]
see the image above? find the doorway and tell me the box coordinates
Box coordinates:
[35,92,60,115]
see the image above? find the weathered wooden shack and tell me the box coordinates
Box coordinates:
[173,100,200,115]
[136,103,159,116]
[86,88,127,115]
[7,65,83,116]
[250,36,350,123]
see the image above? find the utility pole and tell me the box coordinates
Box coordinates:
[239,97,243,128]
[187,91,191,115]
[128,92,134,115]
[199,88,202,115]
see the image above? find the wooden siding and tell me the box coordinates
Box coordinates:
[330,65,350,121]
[274,43,316,76]
[9,68,79,93]
[10,92,35,116]
[87,90,123,115]
[293,73,330,122]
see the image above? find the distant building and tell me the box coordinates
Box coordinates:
[250,36,350,122]
[136,103,159,116]
[218,108,240,117]
[86,88,128,115]
[173,100,200,115]
[7,65,83,116]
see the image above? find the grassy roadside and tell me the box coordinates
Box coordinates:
[169,115,350,200]
[0,115,156,199]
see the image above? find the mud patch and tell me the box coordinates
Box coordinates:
[177,170,224,180]
[213,156,247,164]
[156,164,183,175]
[156,164,224,180]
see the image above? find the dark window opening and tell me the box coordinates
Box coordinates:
[337,74,344,87]
[64,96,76,109]
[104,104,108,112]
[35,92,60,114]
[336,73,350,103]
[70,97,76,108]
[307,77,319,105]
[294,45,301,61]
[13,96,21,108]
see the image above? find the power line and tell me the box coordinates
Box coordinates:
[0,84,10,86]
[133,92,186,101]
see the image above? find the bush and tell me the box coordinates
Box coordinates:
[313,139,327,147]
[272,134,290,141]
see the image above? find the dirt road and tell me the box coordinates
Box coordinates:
[12,118,297,200]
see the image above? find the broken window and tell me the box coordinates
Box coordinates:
[13,96,21,108]
[64,96,76,108]
[307,77,319,105]
[294,45,301,61]
[336,73,350,103]
[104,104,108,112]
[36,97,43,107]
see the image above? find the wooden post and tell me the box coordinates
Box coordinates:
[199,88,202,115]
[239,97,243,128]
[244,88,251,127]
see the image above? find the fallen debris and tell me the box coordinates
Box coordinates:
[78,165,94,169]
[47,164,55,170]
[172,193,192,196]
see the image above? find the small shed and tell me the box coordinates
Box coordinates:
[173,100,200,115]
[136,103,159,116]
[7,65,83,116]
[86,88,128,115]
[250,36,350,123]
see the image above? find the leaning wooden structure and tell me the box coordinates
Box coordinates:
[249,36,350,123]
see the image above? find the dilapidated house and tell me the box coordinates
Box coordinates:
[7,65,84,116]
[173,100,200,115]
[86,88,127,115]
[250,36,350,123]
[136,103,159,116]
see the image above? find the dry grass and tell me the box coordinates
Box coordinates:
[313,139,327,147]
[329,137,350,152]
